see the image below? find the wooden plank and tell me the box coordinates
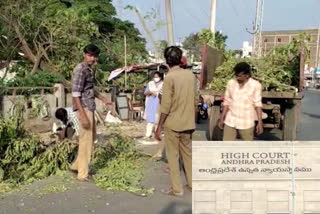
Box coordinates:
[0,87,54,90]
[209,105,223,141]
[283,101,299,140]
[200,90,304,99]
[262,91,303,99]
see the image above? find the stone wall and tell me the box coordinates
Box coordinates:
[0,85,116,132]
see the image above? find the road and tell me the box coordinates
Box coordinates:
[193,89,320,141]
[297,89,320,140]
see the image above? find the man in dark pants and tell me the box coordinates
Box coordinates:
[155,46,198,196]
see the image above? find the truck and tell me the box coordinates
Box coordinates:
[200,50,306,141]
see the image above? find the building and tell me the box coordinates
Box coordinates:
[253,28,320,68]
[241,41,253,58]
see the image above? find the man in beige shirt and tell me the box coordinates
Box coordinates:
[155,46,198,196]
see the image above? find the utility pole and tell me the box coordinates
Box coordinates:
[165,0,174,46]
[251,0,264,57]
[314,26,320,87]
[315,26,320,69]
[210,0,217,34]
[133,7,158,53]
[124,34,127,90]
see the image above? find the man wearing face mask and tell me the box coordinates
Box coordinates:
[70,44,113,181]
[144,71,164,139]
[218,62,264,141]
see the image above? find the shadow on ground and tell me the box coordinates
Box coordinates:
[158,202,192,214]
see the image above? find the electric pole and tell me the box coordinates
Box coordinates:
[128,6,160,60]
[133,8,158,52]
[251,0,264,57]
[314,25,320,87]
[210,0,217,34]
[315,26,320,69]
[124,34,127,89]
[165,0,174,46]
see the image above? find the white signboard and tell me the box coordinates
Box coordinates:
[192,141,320,214]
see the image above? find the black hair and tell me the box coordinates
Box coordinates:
[83,44,100,57]
[234,62,251,76]
[153,71,164,81]
[164,46,183,67]
[55,108,68,125]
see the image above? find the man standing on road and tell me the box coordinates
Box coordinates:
[155,46,198,196]
[218,62,264,141]
[70,44,113,181]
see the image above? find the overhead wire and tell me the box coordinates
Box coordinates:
[198,0,210,18]
[227,0,249,32]
[179,0,204,24]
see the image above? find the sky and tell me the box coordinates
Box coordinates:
[114,0,320,50]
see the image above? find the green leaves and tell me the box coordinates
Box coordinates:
[0,0,148,81]
[183,29,228,63]
[198,29,228,50]
[91,128,153,195]
[0,118,151,195]
[209,33,310,92]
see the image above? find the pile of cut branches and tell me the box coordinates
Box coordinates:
[0,117,152,195]
[209,34,310,92]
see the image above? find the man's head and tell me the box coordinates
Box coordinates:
[83,44,100,66]
[234,62,251,84]
[55,108,68,124]
[164,46,183,67]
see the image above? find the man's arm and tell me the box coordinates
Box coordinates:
[218,105,229,129]
[57,128,66,141]
[94,89,117,115]
[194,77,199,122]
[254,83,263,135]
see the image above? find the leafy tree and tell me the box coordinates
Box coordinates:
[182,29,228,61]
[182,33,202,62]
[198,29,228,50]
[0,0,148,82]
[182,29,228,63]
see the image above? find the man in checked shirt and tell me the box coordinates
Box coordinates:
[218,62,264,141]
[70,44,113,181]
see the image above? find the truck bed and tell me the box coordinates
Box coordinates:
[200,90,304,99]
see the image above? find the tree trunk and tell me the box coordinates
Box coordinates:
[13,24,37,64]
[30,54,42,75]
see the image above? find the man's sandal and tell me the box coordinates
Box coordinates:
[160,188,184,197]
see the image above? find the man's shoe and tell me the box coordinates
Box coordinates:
[161,188,183,197]
[76,174,93,182]
[184,185,192,192]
